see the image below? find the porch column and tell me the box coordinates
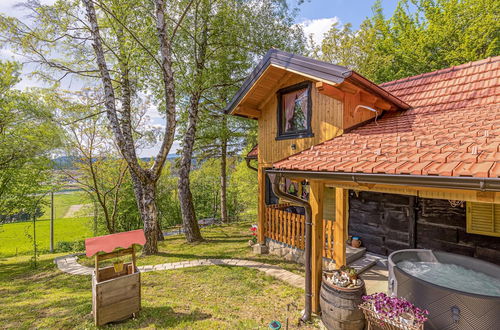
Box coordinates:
[257,165,266,244]
[309,180,324,314]
[334,188,348,267]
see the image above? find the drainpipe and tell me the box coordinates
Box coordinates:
[268,172,312,323]
[245,157,258,172]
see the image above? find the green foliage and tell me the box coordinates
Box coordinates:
[157,162,182,228]
[0,61,61,216]
[55,240,85,253]
[228,158,258,222]
[316,0,500,83]
[189,156,257,222]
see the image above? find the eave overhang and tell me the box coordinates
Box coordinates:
[225,49,410,118]
[266,169,500,192]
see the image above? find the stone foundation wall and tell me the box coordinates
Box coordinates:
[265,238,336,270]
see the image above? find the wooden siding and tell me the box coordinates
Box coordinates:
[324,187,336,220]
[257,73,343,166]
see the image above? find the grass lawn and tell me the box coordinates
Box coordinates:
[80,221,305,276]
[39,191,90,220]
[0,222,317,329]
[0,217,93,257]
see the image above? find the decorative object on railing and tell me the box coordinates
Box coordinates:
[359,293,428,330]
[265,204,335,259]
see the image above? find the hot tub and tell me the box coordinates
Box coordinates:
[388,249,500,330]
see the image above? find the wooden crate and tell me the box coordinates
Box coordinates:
[92,262,141,326]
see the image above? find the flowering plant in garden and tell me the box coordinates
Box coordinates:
[360,292,428,326]
[250,225,258,243]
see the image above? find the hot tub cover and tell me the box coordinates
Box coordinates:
[85,229,146,257]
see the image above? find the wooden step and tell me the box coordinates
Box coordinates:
[346,245,366,264]
[348,253,385,275]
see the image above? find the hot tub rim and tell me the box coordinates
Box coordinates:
[389,249,500,301]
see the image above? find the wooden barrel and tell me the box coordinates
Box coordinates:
[320,277,366,330]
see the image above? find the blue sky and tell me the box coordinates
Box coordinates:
[293,0,399,44]
[294,0,398,27]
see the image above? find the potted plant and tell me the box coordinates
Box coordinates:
[359,292,428,330]
[249,224,258,246]
[340,266,358,282]
[113,258,124,273]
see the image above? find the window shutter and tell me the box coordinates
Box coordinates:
[466,202,500,237]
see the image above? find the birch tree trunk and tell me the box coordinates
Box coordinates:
[178,93,203,242]
[220,116,228,223]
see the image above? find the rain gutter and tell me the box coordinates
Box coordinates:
[245,157,258,172]
[267,173,312,323]
[266,169,500,192]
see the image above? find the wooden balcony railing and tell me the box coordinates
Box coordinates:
[265,204,335,259]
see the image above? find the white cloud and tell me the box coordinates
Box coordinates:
[0,0,56,18]
[299,17,340,45]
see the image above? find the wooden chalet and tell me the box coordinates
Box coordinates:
[225,49,500,315]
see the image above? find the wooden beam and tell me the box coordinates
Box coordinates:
[338,81,359,94]
[375,98,393,111]
[316,82,344,101]
[309,180,324,314]
[258,71,294,109]
[95,255,99,282]
[258,165,266,243]
[236,106,261,119]
[96,247,134,262]
[131,244,137,270]
[334,188,348,268]
[360,91,377,104]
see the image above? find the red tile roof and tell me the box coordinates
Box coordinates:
[274,57,500,178]
[246,145,258,159]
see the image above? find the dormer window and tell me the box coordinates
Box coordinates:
[276,81,313,140]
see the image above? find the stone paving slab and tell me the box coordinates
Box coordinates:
[54,254,306,289]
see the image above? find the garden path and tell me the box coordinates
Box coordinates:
[54,254,305,288]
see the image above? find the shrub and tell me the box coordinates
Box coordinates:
[56,240,85,253]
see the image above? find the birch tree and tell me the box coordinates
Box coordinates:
[1,0,193,253]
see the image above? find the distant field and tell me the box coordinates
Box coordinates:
[0,217,93,257]
[39,191,90,220]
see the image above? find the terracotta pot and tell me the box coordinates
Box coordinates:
[351,238,362,248]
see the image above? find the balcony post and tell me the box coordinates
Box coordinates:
[309,180,324,314]
[334,188,348,267]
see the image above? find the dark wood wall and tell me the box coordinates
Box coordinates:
[348,191,500,265]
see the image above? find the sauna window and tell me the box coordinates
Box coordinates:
[276,81,313,140]
[466,202,500,237]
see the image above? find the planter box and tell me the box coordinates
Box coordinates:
[92,263,141,326]
[359,305,424,330]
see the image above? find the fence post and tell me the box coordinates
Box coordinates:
[50,191,54,253]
